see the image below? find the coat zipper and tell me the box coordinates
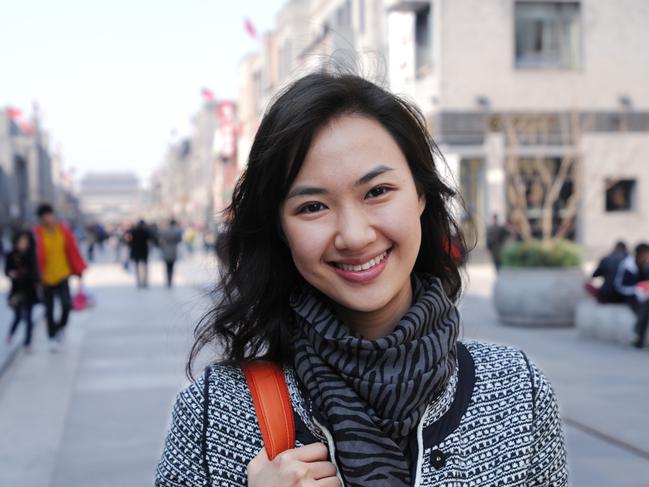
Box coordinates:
[412,412,426,487]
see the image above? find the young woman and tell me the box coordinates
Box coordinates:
[5,231,40,351]
[156,73,567,487]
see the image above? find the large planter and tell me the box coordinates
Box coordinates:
[494,267,586,327]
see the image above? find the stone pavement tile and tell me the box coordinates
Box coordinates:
[0,278,23,376]
[566,425,649,487]
[50,388,179,487]
[0,260,211,487]
[46,262,209,487]
[0,306,90,487]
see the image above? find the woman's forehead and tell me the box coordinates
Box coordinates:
[294,115,408,182]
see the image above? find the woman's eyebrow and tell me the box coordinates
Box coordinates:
[286,165,394,200]
[353,165,394,187]
[286,186,328,199]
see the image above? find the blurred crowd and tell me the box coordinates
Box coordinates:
[1,203,226,354]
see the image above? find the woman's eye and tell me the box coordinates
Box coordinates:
[366,186,390,198]
[298,202,326,214]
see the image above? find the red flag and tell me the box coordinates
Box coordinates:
[6,107,22,119]
[201,87,215,100]
[216,100,235,122]
[244,18,257,38]
[20,121,33,135]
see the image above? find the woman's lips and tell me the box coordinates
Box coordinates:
[329,250,390,283]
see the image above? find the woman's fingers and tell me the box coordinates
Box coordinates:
[315,477,342,487]
[278,442,329,463]
[307,460,337,480]
[248,443,338,487]
[246,447,269,477]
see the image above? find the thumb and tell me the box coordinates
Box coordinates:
[249,447,270,472]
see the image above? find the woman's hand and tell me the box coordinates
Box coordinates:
[247,442,341,487]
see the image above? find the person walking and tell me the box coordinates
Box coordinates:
[33,203,86,352]
[614,243,649,348]
[156,73,567,487]
[5,231,40,352]
[158,219,183,288]
[0,227,5,267]
[486,214,509,270]
[128,220,153,288]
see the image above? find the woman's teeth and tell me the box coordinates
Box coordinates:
[335,251,388,272]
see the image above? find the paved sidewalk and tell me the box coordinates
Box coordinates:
[0,277,22,375]
[0,256,214,487]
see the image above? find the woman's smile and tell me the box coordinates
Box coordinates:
[329,248,391,282]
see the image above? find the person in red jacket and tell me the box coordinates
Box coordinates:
[33,203,87,352]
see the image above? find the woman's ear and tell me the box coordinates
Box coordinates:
[418,193,427,216]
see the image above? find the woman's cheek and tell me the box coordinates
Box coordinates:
[286,220,331,272]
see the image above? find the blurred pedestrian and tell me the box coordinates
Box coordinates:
[183,227,197,254]
[486,214,509,270]
[4,230,39,352]
[0,227,5,266]
[34,203,87,352]
[614,243,649,348]
[86,223,97,262]
[586,241,628,303]
[158,219,183,288]
[128,220,153,288]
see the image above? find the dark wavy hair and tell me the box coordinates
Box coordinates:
[187,72,468,376]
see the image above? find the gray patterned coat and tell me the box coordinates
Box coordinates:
[155,341,568,486]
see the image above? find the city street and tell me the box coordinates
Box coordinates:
[0,254,648,486]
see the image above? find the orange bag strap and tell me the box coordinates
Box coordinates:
[242,361,295,460]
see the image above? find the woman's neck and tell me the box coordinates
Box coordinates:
[333,283,413,340]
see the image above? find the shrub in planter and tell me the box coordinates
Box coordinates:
[501,239,582,268]
[494,239,585,327]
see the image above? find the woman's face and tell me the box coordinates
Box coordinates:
[280,114,425,331]
[16,235,30,253]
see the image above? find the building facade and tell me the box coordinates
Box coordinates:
[78,171,142,223]
[236,0,388,171]
[386,0,649,256]
[0,108,61,229]
[236,0,649,257]
[151,98,237,231]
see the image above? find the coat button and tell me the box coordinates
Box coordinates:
[430,449,446,469]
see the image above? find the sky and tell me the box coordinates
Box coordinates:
[1,0,284,183]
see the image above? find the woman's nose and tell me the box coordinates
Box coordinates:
[333,207,376,251]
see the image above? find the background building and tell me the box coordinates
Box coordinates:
[0,107,77,230]
[386,0,649,256]
[150,97,238,232]
[237,0,388,171]
[236,0,649,258]
[78,171,142,224]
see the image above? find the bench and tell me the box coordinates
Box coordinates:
[575,300,645,347]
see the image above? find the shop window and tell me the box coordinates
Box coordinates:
[605,179,636,212]
[507,157,576,239]
[514,1,581,69]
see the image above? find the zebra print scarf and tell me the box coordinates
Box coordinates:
[291,274,460,486]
